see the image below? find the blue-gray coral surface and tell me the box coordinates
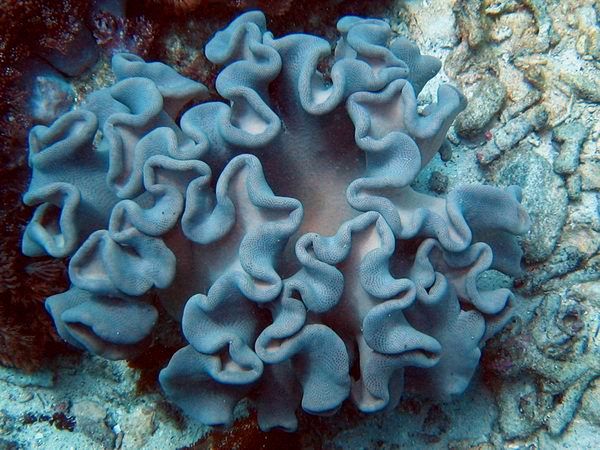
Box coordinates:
[22,10,530,432]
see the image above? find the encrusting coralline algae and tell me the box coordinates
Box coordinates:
[22,10,530,432]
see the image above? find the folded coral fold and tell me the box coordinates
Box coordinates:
[22,11,530,432]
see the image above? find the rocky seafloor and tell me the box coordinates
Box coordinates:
[1,0,599,449]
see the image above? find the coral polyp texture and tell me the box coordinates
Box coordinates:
[22,11,531,431]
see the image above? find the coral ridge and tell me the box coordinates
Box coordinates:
[22,10,530,432]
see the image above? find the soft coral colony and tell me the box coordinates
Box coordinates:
[22,11,530,431]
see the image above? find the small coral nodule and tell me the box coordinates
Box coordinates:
[22,11,530,431]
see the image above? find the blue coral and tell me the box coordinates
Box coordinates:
[23,11,530,432]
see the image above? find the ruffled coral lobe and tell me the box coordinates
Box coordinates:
[22,10,530,432]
